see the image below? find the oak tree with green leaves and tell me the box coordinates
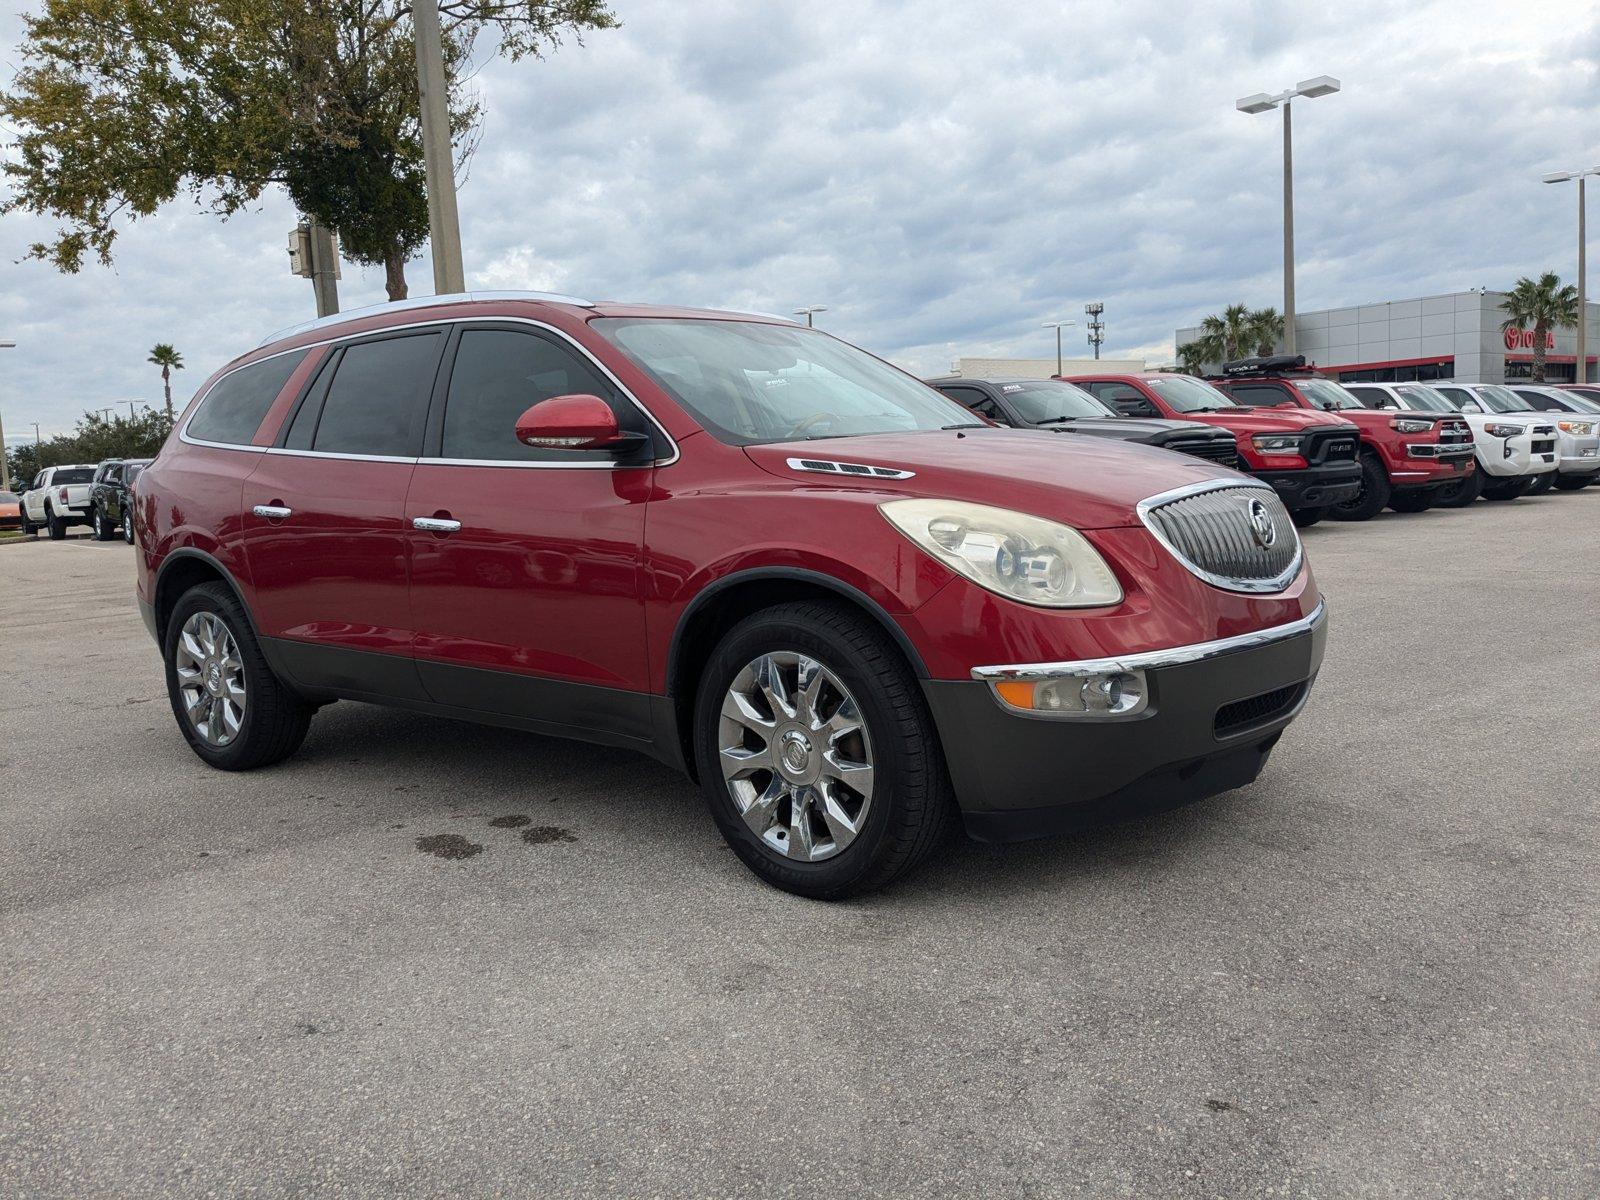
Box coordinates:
[1,0,617,300]
[1499,272,1580,382]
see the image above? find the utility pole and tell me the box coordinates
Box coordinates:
[1042,320,1076,376]
[1543,166,1597,383]
[414,0,466,294]
[288,222,341,317]
[1237,76,1341,358]
[1085,303,1106,359]
[0,340,14,493]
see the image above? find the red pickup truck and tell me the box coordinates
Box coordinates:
[1073,371,1361,527]
[1208,357,1477,520]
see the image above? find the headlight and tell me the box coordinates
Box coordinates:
[1483,423,1523,438]
[1250,434,1303,455]
[879,499,1123,609]
[1558,420,1594,435]
[1390,418,1431,433]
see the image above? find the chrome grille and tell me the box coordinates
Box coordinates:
[1138,482,1302,593]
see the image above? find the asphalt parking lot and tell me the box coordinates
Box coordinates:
[2,494,1597,1199]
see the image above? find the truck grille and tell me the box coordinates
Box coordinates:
[1163,435,1240,470]
[1438,420,1473,444]
[1138,482,1302,593]
[1304,428,1358,463]
[1215,682,1308,737]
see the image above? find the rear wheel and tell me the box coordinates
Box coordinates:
[45,503,66,540]
[1553,473,1594,491]
[1328,452,1391,521]
[1526,472,1557,495]
[1290,508,1323,528]
[1433,468,1483,508]
[694,600,955,899]
[122,509,135,544]
[1387,490,1432,514]
[164,582,313,770]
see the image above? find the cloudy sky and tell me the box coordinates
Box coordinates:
[1,0,1597,441]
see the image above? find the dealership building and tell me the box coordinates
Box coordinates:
[1177,289,1600,384]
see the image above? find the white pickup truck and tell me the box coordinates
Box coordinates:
[19,464,99,540]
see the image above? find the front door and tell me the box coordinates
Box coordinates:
[404,322,655,743]
[242,327,446,699]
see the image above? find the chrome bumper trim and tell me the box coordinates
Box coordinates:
[970,601,1328,683]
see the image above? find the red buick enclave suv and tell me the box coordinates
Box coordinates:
[135,292,1328,897]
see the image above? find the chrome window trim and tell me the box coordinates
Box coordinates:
[971,600,1327,682]
[1135,477,1305,595]
[179,315,679,470]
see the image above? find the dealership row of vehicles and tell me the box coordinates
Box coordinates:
[13,457,150,541]
[21,294,1600,898]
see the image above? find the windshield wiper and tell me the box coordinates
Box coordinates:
[1034,415,1080,425]
[941,422,987,430]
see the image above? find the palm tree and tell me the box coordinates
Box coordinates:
[148,343,184,422]
[1178,304,1287,374]
[1499,273,1579,381]
[1248,307,1285,355]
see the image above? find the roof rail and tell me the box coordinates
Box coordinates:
[258,289,596,347]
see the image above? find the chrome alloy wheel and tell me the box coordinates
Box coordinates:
[718,651,875,862]
[174,612,246,746]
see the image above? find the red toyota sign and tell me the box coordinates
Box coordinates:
[1504,327,1557,351]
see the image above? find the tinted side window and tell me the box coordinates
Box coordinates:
[1228,383,1291,408]
[188,350,309,445]
[1514,390,1557,410]
[439,329,626,462]
[937,386,1007,423]
[1085,382,1145,404]
[1346,386,1388,408]
[311,334,442,457]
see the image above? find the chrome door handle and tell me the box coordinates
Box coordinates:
[412,516,461,533]
[253,504,292,520]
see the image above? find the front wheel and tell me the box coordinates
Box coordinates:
[164,582,313,770]
[1526,472,1557,495]
[1553,474,1594,491]
[694,601,955,899]
[92,505,116,540]
[122,509,135,544]
[1328,453,1391,522]
[1481,475,1532,501]
[1290,508,1323,528]
[1387,490,1432,514]
[1434,469,1483,508]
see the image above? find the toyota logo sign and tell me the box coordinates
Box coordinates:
[1247,497,1277,549]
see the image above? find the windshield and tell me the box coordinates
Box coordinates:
[126,464,146,483]
[1395,384,1457,413]
[1474,385,1535,413]
[593,318,973,445]
[51,468,95,484]
[1298,378,1363,410]
[1557,390,1600,413]
[1146,375,1238,413]
[994,380,1113,423]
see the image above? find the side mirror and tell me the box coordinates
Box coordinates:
[515,394,648,453]
[1459,401,1482,413]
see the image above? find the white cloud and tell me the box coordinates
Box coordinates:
[1,0,1596,434]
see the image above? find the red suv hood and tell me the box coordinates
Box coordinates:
[744,428,1244,530]
[1186,408,1359,435]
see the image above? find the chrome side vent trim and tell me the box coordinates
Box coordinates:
[785,457,915,480]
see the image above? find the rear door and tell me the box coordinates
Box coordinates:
[242,327,446,699]
[403,321,655,741]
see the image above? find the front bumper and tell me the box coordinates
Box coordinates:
[1478,434,1558,478]
[923,602,1328,841]
[1252,462,1361,511]
[1557,432,1600,477]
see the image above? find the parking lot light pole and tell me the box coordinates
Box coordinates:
[1543,166,1599,384]
[1236,76,1341,357]
[0,340,14,493]
[1042,320,1076,375]
[793,305,827,327]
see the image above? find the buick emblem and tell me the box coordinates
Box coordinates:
[1247,497,1277,549]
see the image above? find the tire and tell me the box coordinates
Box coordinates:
[1482,475,1532,501]
[1433,468,1483,508]
[1290,508,1323,528]
[1386,490,1432,514]
[693,600,956,899]
[163,581,313,770]
[1526,472,1557,495]
[91,505,115,540]
[1553,474,1594,491]
[19,509,36,537]
[122,509,135,544]
[45,503,66,540]
[1328,452,1391,522]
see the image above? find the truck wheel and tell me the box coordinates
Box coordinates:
[1289,508,1323,528]
[694,600,955,899]
[1553,474,1594,491]
[1328,452,1390,522]
[1526,473,1557,495]
[19,510,36,537]
[164,581,313,770]
[45,504,67,540]
[1433,469,1483,508]
[122,510,135,544]
[91,505,115,540]
[1387,490,1432,514]
[1482,476,1532,501]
